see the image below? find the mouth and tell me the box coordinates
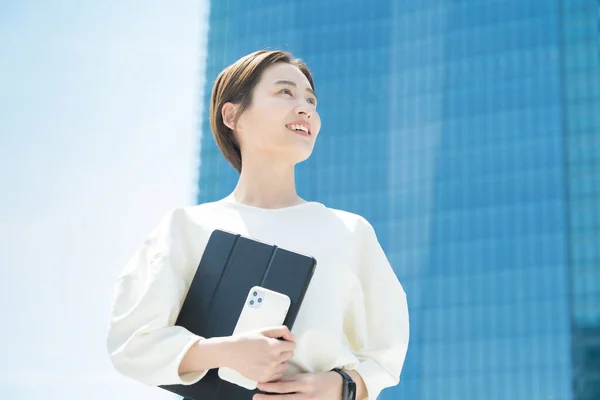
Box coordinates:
[285,123,311,137]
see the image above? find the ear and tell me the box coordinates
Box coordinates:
[221,102,238,131]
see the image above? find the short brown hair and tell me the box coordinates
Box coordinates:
[209,49,315,173]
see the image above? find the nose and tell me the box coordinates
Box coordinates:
[295,103,312,119]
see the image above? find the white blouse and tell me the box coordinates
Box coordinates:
[106,199,409,399]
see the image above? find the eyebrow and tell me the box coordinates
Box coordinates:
[273,80,318,101]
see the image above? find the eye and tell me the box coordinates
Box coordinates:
[279,88,317,106]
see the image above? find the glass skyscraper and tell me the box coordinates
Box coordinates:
[561,1,600,399]
[196,1,600,399]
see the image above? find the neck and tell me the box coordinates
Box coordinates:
[229,156,304,209]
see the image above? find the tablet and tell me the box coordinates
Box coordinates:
[159,229,317,400]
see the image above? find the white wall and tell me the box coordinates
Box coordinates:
[0,0,209,398]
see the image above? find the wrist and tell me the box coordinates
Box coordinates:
[346,370,366,400]
[330,368,356,400]
[211,335,238,369]
[327,371,344,399]
[180,336,232,375]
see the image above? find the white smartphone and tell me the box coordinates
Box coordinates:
[217,286,291,390]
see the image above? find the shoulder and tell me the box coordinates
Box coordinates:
[323,205,374,229]
[172,201,226,222]
[149,202,222,235]
[319,205,377,238]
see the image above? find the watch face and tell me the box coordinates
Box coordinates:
[346,381,357,400]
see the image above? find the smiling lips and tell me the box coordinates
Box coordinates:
[285,121,311,137]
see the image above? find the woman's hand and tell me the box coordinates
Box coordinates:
[254,371,343,400]
[223,325,296,384]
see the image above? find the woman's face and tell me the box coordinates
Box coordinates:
[230,62,321,166]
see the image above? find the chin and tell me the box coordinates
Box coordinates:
[277,150,311,166]
[267,141,315,165]
[292,147,314,164]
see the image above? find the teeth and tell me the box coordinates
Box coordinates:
[287,124,309,134]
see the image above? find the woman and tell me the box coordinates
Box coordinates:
[107,49,409,400]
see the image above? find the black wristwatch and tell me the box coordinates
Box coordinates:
[331,368,356,400]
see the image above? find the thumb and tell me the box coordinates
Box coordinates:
[262,325,295,342]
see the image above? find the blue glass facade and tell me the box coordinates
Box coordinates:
[196,1,600,399]
[561,1,600,399]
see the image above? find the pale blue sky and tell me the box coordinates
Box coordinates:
[0,1,208,397]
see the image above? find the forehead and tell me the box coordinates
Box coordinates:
[258,63,312,90]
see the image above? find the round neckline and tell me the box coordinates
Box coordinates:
[219,196,324,212]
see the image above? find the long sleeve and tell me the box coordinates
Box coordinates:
[343,217,410,399]
[106,207,208,386]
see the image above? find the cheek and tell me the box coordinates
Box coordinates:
[251,101,283,124]
[313,114,322,136]
[240,106,270,130]
[240,106,284,146]
[253,104,287,133]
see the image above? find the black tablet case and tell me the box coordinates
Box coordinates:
[159,229,317,400]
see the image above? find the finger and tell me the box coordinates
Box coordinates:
[278,351,294,362]
[268,338,296,353]
[266,374,298,382]
[275,362,288,375]
[257,379,302,394]
[264,373,283,383]
[277,340,296,352]
[261,364,289,384]
[272,374,297,382]
[262,326,295,342]
[280,329,295,342]
[253,394,304,400]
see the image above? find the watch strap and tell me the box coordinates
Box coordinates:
[331,368,356,400]
[332,367,353,382]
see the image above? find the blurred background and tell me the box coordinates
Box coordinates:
[1,0,599,399]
